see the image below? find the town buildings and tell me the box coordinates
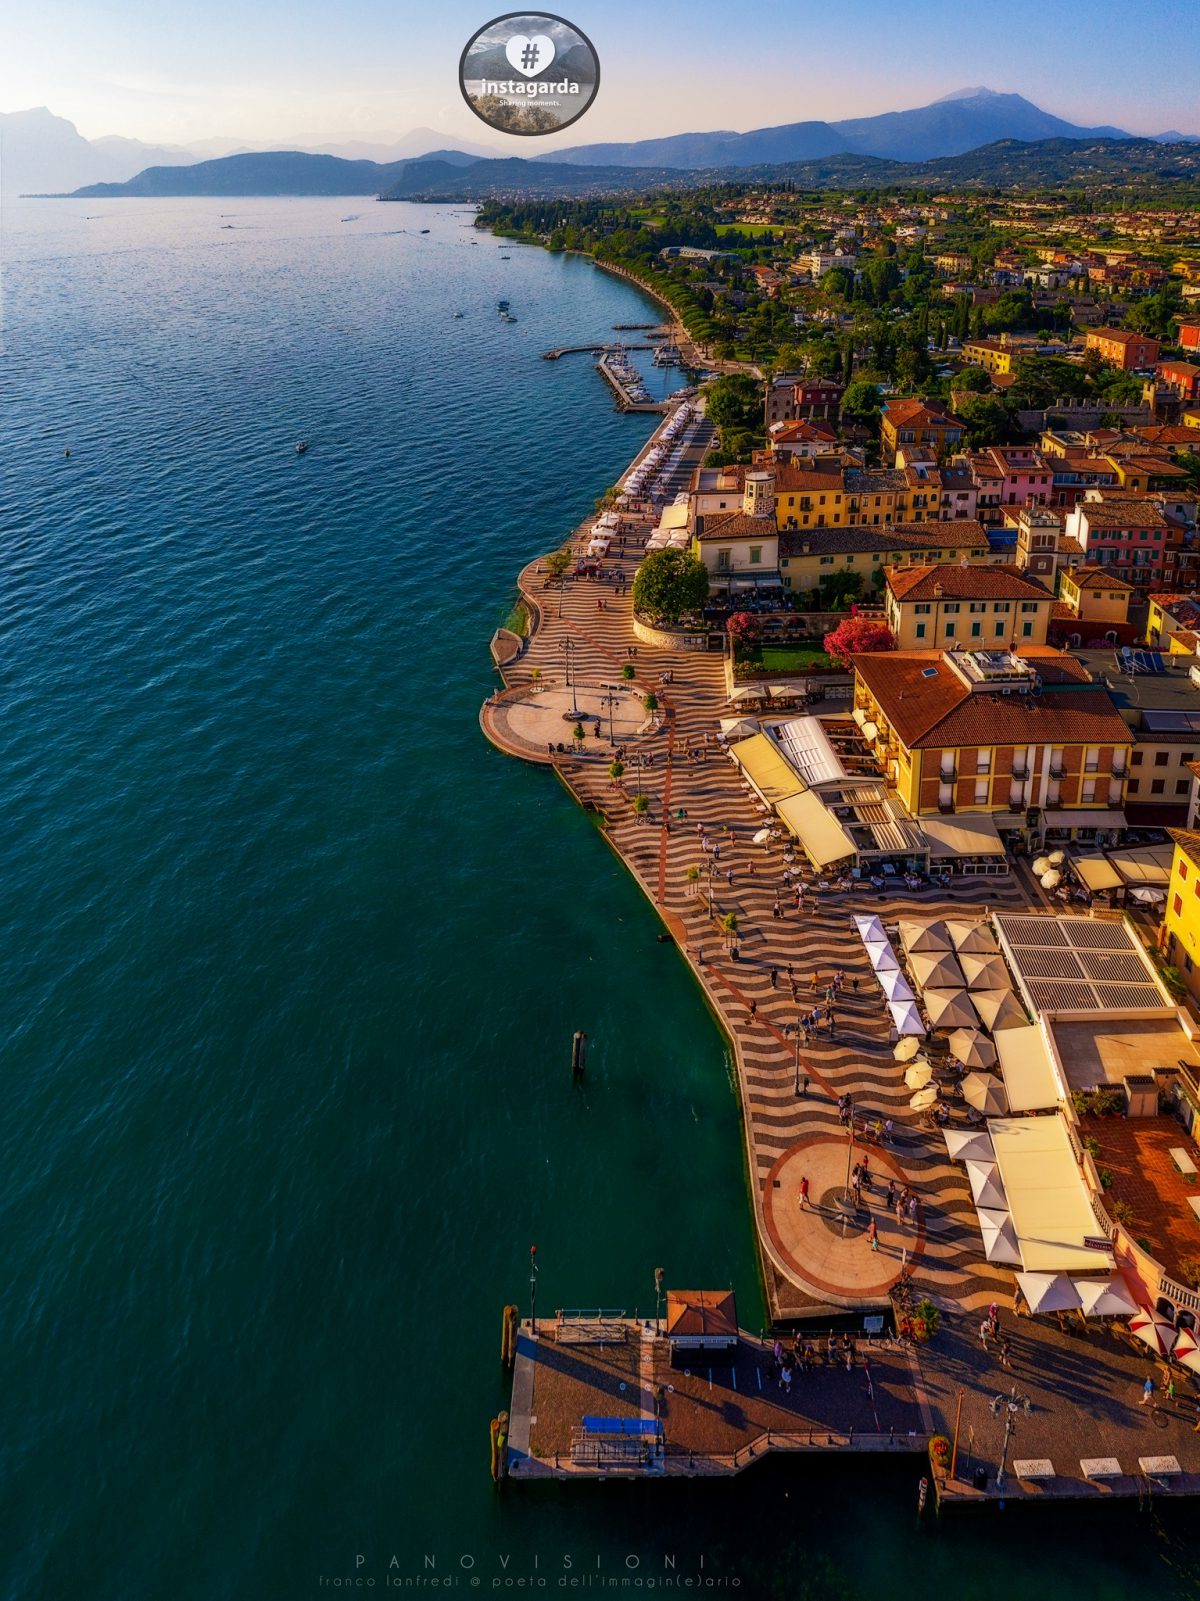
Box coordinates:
[883,564,1054,649]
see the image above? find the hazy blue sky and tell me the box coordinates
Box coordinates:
[3,0,1198,148]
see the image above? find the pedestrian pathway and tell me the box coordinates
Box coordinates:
[481,451,1030,1317]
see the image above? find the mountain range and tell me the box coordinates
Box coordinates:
[0,107,500,196]
[537,88,1184,168]
[18,87,1200,200]
[60,134,1200,205]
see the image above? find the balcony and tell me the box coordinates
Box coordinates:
[1049,764,1067,781]
[939,767,957,783]
[1110,762,1128,778]
[938,802,956,814]
[1011,765,1029,781]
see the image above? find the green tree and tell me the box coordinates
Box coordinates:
[545,549,572,582]
[955,394,1010,449]
[955,365,992,394]
[818,570,864,610]
[642,692,659,714]
[841,379,883,427]
[631,549,710,625]
[608,760,625,784]
[620,663,636,682]
[633,795,650,821]
[720,911,740,949]
[705,373,762,435]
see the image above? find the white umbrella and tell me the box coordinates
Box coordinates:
[899,919,952,954]
[909,951,966,990]
[966,1159,1008,1210]
[752,828,772,845]
[945,920,999,955]
[977,1208,1023,1266]
[880,969,917,1003]
[868,942,901,973]
[971,988,1028,1032]
[910,1085,940,1111]
[893,1036,922,1062]
[904,1060,934,1089]
[1047,850,1066,868]
[923,989,978,1030]
[1130,886,1166,905]
[890,1000,925,1037]
[854,914,888,944]
[943,1127,994,1162]
[948,1029,997,1070]
[1018,1272,1082,1315]
[1076,1277,1140,1319]
[727,685,767,705]
[1129,1305,1176,1358]
[962,1072,1008,1116]
[720,717,759,739]
[1032,856,1053,876]
[1040,870,1063,890]
[959,954,1012,993]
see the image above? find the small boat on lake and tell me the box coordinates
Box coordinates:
[295,441,308,455]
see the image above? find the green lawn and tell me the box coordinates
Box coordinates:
[737,643,835,674]
[715,223,780,238]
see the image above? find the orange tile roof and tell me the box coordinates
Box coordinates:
[853,649,1128,752]
[1066,566,1134,589]
[886,563,1052,602]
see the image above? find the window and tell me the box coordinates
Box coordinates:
[975,779,988,804]
[1155,752,1170,767]
[945,622,956,638]
[820,556,834,566]
[717,550,731,571]
[1082,779,1096,803]
[971,622,982,638]
[1182,861,1190,882]
[1021,621,1033,638]
[1178,780,1190,796]
[749,546,762,565]
[1175,893,1184,916]
[1133,750,1144,766]
[915,622,927,640]
[1152,779,1166,794]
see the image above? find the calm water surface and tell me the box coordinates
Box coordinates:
[0,198,1194,1600]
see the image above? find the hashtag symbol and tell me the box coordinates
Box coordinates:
[520,42,539,68]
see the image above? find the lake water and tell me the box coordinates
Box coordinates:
[0,197,1195,1600]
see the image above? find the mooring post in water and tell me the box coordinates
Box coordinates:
[571,1030,587,1078]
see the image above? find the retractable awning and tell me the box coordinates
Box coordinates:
[921,814,1007,859]
[1042,810,1127,831]
[995,1024,1062,1112]
[776,790,856,868]
[1072,855,1123,892]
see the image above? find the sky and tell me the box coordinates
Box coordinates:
[2,0,1199,150]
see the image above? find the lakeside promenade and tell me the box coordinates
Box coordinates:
[480,405,1200,1500]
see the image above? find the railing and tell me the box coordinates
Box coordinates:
[555,1309,629,1345]
[1011,766,1029,780]
[1050,764,1067,780]
[728,1427,924,1468]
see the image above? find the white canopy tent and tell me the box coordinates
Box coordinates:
[1076,1277,1140,1318]
[909,950,966,991]
[971,988,1028,1032]
[977,1207,1023,1266]
[966,1160,1008,1210]
[899,919,952,954]
[1018,1272,1082,1315]
[879,969,917,1003]
[923,989,978,1030]
[943,1127,995,1162]
[867,942,901,973]
[945,920,1000,956]
[889,1000,925,1037]
[959,953,1012,992]
[854,914,888,945]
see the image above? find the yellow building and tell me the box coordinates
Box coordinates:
[852,647,1131,845]
[961,338,1017,376]
[884,565,1054,649]
[1058,567,1133,628]
[690,472,779,581]
[1163,829,1200,1000]
[778,520,1002,596]
[879,400,965,461]
[1147,594,1200,648]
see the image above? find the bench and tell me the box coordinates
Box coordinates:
[1013,1458,1055,1481]
[1139,1455,1182,1478]
[1080,1457,1123,1480]
[1171,1147,1198,1177]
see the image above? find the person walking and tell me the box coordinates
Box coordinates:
[1142,1376,1156,1406]
[799,1176,810,1210]
[770,967,779,989]
[979,1318,991,1352]
[867,1218,879,1252]
[748,999,757,1022]
[999,1337,1012,1369]
[802,1075,810,1097]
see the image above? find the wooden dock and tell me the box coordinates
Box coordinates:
[543,342,657,360]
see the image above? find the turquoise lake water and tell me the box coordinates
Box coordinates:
[1,197,1196,1600]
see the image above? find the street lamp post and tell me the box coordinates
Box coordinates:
[529,1245,539,1336]
[654,1268,664,1334]
[794,1005,802,1095]
[990,1384,1032,1491]
[564,638,583,720]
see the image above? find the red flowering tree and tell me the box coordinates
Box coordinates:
[725,611,762,645]
[823,617,894,667]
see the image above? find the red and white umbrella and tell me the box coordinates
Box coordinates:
[1129,1305,1176,1358]
[1171,1325,1200,1376]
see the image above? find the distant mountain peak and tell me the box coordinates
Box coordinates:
[932,86,1002,103]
